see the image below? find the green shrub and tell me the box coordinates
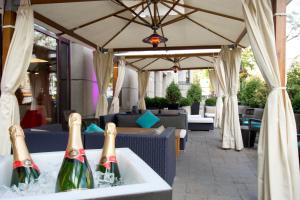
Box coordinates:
[145,97,168,109]
[187,83,202,103]
[166,81,182,104]
[287,61,300,100]
[205,97,217,106]
[292,94,300,113]
[239,77,268,108]
[179,97,192,107]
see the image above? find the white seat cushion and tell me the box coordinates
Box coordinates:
[205,113,215,118]
[188,115,214,123]
[179,129,187,138]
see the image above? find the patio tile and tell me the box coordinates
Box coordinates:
[172,130,257,200]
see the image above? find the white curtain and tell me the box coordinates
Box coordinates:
[242,0,300,199]
[109,58,126,114]
[138,71,150,110]
[0,0,34,156]
[220,47,243,150]
[213,58,226,129]
[208,70,217,95]
[93,50,114,117]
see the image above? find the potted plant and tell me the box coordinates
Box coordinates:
[179,97,192,115]
[187,83,202,115]
[166,81,182,110]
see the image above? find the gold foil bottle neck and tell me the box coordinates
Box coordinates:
[9,125,31,163]
[9,125,25,140]
[100,123,117,164]
[67,113,83,150]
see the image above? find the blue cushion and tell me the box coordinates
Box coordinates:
[298,142,300,148]
[136,111,160,128]
[85,123,104,133]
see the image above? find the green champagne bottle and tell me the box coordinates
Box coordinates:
[55,113,94,192]
[9,125,40,187]
[96,123,121,186]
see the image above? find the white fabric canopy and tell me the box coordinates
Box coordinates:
[241,0,300,199]
[0,0,34,156]
[109,58,126,114]
[220,47,243,150]
[138,71,150,110]
[208,70,217,95]
[93,50,114,117]
[213,57,226,129]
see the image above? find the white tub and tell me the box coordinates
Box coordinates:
[0,148,172,200]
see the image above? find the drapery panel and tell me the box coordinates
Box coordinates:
[93,50,114,117]
[213,58,226,129]
[138,71,150,110]
[109,58,126,114]
[0,0,34,156]
[241,0,300,199]
[208,70,217,95]
[220,47,243,150]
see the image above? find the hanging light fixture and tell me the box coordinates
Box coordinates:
[171,60,181,73]
[143,30,168,48]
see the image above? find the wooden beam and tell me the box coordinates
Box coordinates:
[149,66,213,71]
[2,11,17,68]
[235,28,247,46]
[125,53,216,59]
[114,45,222,52]
[114,0,151,26]
[31,0,101,4]
[70,2,143,32]
[273,0,286,86]
[113,15,151,28]
[141,58,160,70]
[163,0,244,22]
[161,1,242,47]
[158,0,181,26]
[125,61,140,71]
[102,1,150,48]
[161,10,198,27]
[34,11,98,49]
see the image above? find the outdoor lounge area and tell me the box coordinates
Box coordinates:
[0,0,300,200]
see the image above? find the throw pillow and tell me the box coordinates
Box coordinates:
[85,123,104,133]
[154,125,165,135]
[136,111,160,128]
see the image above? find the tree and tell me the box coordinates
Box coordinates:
[287,11,300,42]
[166,81,182,104]
[187,83,202,103]
[287,60,300,100]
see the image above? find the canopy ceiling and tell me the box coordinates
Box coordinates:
[30,0,290,71]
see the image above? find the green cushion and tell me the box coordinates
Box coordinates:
[136,111,160,128]
[85,123,104,133]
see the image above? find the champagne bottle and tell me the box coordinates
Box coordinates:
[96,123,121,186]
[55,113,94,192]
[9,125,40,187]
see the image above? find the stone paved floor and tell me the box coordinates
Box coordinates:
[172,130,257,200]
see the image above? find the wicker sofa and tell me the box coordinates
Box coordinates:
[24,124,176,185]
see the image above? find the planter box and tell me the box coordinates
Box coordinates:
[0,148,171,200]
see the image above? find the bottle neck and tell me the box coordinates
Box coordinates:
[67,124,83,150]
[101,134,116,159]
[12,137,31,162]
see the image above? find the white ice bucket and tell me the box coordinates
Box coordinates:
[0,148,171,200]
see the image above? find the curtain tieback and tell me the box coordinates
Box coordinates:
[272,87,286,91]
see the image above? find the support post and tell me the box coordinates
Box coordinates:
[272,0,286,86]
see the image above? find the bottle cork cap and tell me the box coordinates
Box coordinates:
[68,113,82,127]
[9,125,25,139]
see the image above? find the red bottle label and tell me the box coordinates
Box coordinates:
[101,156,117,170]
[13,159,40,172]
[64,148,85,163]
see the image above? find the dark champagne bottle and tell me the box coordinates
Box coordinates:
[55,113,94,192]
[96,123,121,186]
[9,125,40,187]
